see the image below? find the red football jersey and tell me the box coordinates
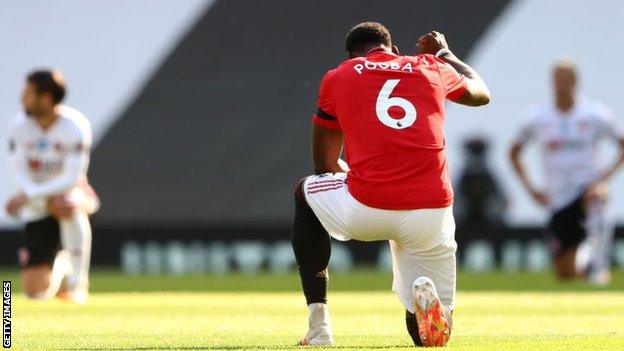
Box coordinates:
[312,48,467,210]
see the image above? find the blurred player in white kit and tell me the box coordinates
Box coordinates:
[5,69,99,303]
[510,60,624,285]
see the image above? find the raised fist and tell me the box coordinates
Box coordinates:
[417,31,450,55]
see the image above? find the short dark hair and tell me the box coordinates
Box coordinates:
[345,22,392,55]
[26,69,66,104]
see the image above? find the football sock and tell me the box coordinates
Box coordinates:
[574,240,592,275]
[405,310,423,347]
[308,303,332,330]
[292,179,331,305]
[585,202,613,274]
[59,212,92,293]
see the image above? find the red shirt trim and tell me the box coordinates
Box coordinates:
[312,114,341,130]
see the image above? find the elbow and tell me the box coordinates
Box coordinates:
[456,89,491,107]
[462,81,491,106]
[472,89,491,106]
[477,91,492,106]
[473,95,490,106]
[313,160,327,174]
[314,161,341,175]
[314,165,333,174]
[462,96,489,107]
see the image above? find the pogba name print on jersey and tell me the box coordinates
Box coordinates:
[353,61,413,75]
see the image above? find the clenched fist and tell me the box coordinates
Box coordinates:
[417,31,450,55]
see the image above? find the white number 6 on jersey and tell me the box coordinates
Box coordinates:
[375,79,417,129]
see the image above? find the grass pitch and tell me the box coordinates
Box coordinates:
[5,270,624,350]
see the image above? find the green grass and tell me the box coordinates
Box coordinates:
[4,270,624,350]
[4,269,624,293]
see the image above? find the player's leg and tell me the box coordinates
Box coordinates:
[76,178,101,215]
[21,264,52,298]
[405,310,424,347]
[396,244,455,347]
[19,217,69,299]
[59,212,92,303]
[390,206,456,347]
[292,172,361,346]
[553,249,576,279]
[291,177,333,346]
[548,197,585,280]
[47,184,98,303]
[584,199,613,285]
[292,178,331,305]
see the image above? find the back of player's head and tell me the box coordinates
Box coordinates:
[26,69,66,104]
[345,22,392,57]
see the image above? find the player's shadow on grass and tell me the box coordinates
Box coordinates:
[59,345,412,350]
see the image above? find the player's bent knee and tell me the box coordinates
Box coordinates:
[23,280,50,298]
[21,265,52,298]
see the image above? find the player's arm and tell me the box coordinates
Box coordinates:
[586,136,624,203]
[312,123,346,174]
[311,70,348,174]
[6,134,30,216]
[509,140,533,192]
[594,106,624,183]
[600,137,624,182]
[19,125,91,199]
[438,53,490,106]
[20,150,86,198]
[584,108,624,203]
[417,31,490,106]
[509,138,548,207]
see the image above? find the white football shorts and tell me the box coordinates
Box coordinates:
[303,172,457,312]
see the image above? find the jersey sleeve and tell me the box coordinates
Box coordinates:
[72,116,93,154]
[7,118,31,195]
[594,102,624,140]
[312,70,341,130]
[435,58,468,101]
[61,106,93,153]
[7,115,21,157]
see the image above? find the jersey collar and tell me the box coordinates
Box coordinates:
[366,46,396,57]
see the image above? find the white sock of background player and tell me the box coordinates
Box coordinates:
[60,212,92,297]
[584,201,613,278]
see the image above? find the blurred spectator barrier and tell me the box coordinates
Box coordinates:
[115,238,610,276]
[1,226,623,274]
